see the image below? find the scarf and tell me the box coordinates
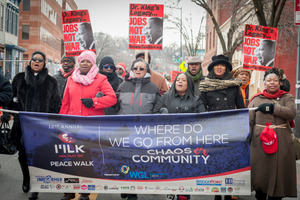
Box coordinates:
[59,67,75,78]
[241,80,250,107]
[72,65,98,86]
[199,78,242,92]
[250,89,295,128]
[100,71,120,91]
[186,69,202,82]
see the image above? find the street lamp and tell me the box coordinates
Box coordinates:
[166,6,183,62]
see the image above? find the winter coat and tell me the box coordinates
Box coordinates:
[280,75,290,92]
[0,73,13,107]
[200,86,245,111]
[150,69,168,95]
[153,91,205,113]
[53,71,69,99]
[248,93,297,197]
[117,74,161,114]
[59,73,117,116]
[9,66,61,146]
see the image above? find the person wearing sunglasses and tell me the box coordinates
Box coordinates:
[116,62,127,78]
[53,55,76,99]
[135,52,168,95]
[117,58,160,200]
[8,51,61,200]
[98,56,123,115]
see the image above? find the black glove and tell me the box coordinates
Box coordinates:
[81,98,94,108]
[95,91,104,98]
[255,103,274,114]
[1,112,11,123]
[159,107,169,114]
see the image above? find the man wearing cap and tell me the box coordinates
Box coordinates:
[53,55,76,100]
[278,69,290,92]
[185,57,204,96]
[135,52,168,95]
[231,66,252,107]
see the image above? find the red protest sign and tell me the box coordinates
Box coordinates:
[129,4,164,50]
[170,70,182,83]
[62,10,96,57]
[243,24,278,71]
[295,0,300,26]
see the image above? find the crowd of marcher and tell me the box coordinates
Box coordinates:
[0,50,297,200]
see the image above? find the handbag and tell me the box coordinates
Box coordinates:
[271,99,300,160]
[0,121,17,155]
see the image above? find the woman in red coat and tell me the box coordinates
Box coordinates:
[59,50,117,200]
[59,50,117,117]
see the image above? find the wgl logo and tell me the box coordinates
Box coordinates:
[225,178,233,184]
[129,172,149,179]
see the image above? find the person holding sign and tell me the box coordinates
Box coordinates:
[75,22,95,50]
[143,17,163,44]
[248,67,297,200]
[199,55,245,200]
[254,40,276,67]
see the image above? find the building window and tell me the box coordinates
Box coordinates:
[209,32,211,50]
[213,27,215,47]
[206,33,208,50]
[1,4,4,31]
[22,25,29,40]
[23,0,30,11]
[5,8,8,32]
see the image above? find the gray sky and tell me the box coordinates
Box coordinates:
[73,0,206,47]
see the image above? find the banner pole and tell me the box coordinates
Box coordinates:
[144,50,148,63]
[0,109,19,114]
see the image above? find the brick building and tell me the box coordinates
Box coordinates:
[202,0,231,75]
[18,0,77,70]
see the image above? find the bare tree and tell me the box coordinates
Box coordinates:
[252,0,286,27]
[167,14,205,56]
[187,0,255,62]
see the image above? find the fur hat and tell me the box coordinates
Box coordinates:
[116,62,127,77]
[231,66,252,78]
[207,55,233,72]
[99,56,115,71]
[77,50,96,66]
[61,55,76,63]
[30,51,46,68]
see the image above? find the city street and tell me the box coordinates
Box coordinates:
[1,154,299,200]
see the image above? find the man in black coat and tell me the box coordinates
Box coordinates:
[185,57,204,96]
[278,69,290,92]
[53,55,76,99]
[0,72,13,170]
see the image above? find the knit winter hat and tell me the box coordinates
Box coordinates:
[99,56,115,71]
[30,50,46,68]
[61,55,76,63]
[116,62,127,77]
[77,50,96,66]
[231,66,252,78]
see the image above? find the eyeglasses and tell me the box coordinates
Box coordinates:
[32,58,44,62]
[102,65,115,70]
[116,68,123,71]
[133,67,145,71]
[62,60,72,63]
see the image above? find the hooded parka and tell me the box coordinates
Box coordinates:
[248,93,297,197]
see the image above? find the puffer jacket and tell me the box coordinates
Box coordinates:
[116,74,161,114]
[153,91,205,113]
[59,73,117,116]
